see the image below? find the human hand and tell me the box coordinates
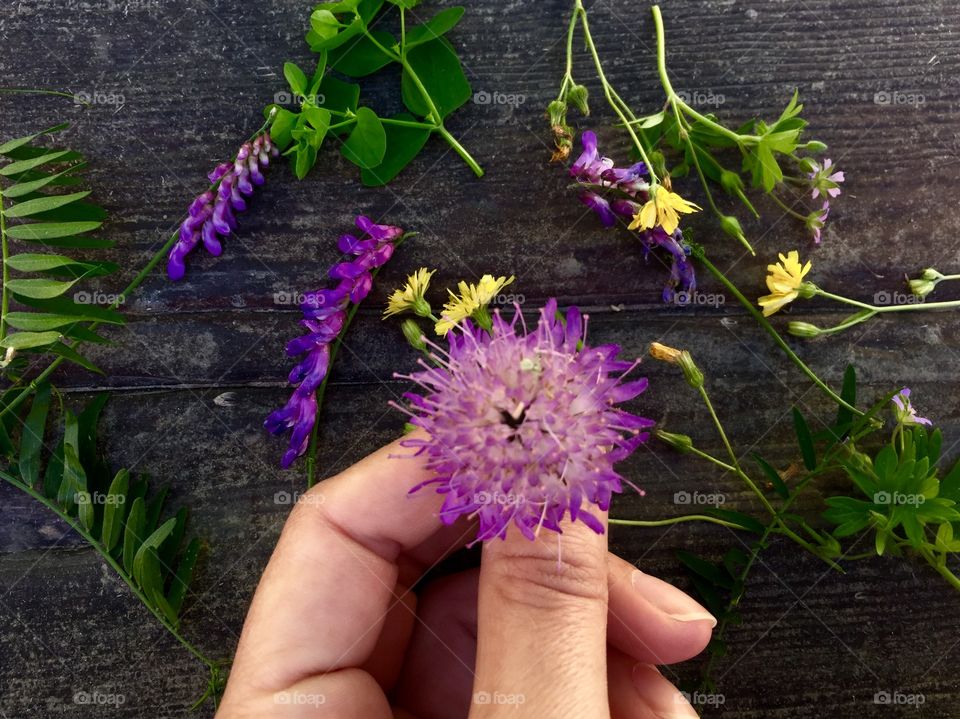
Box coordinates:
[217,435,715,718]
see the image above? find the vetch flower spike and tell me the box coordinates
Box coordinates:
[395,300,654,544]
[168,133,279,280]
[758,250,814,316]
[264,215,405,468]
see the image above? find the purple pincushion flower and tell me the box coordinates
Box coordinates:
[167,133,279,280]
[395,300,654,543]
[265,215,404,468]
[569,131,695,302]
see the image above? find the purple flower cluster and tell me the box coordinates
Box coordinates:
[167,133,279,281]
[265,216,405,468]
[397,300,653,543]
[570,131,695,302]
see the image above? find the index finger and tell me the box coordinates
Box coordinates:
[226,434,455,695]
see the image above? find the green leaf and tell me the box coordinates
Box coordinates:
[3,165,86,198]
[5,221,103,241]
[752,453,789,500]
[835,365,857,432]
[0,331,62,350]
[100,469,130,552]
[361,113,430,185]
[168,537,202,616]
[0,150,72,176]
[283,62,308,96]
[6,277,80,299]
[47,342,104,374]
[159,507,188,568]
[317,75,361,118]
[145,486,170,532]
[267,106,298,150]
[132,517,178,583]
[9,233,112,250]
[632,111,665,129]
[792,407,816,470]
[18,383,52,487]
[14,296,125,323]
[341,107,387,169]
[401,37,471,119]
[705,507,765,534]
[405,7,465,48]
[0,123,70,156]
[293,143,318,180]
[677,550,733,588]
[328,29,396,77]
[122,497,147,574]
[58,428,88,507]
[310,9,341,41]
[4,191,91,218]
[387,0,420,8]
[6,253,95,274]
[138,547,180,625]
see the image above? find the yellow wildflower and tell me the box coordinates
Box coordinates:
[628,185,702,235]
[435,274,515,336]
[384,267,435,318]
[758,250,812,316]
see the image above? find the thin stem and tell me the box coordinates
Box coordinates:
[686,445,737,473]
[0,183,8,343]
[436,127,484,178]
[577,1,658,182]
[610,515,745,530]
[769,192,810,222]
[922,548,960,591]
[556,4,579,103]
[815,286,960,314]
[695,249,861,416]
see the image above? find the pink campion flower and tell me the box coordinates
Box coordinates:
[394,300,654,543]
[891,388,932,427]
[809,158,845,200]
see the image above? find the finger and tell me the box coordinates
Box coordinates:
[472,517,610,719]
[394,570,479,719]
[606,554,715,664]
[608,650,698,719]
[223,435,472,705]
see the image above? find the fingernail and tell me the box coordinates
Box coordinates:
[631,664,700,718]
[631,570,717,628]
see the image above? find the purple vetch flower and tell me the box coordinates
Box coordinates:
[809,158,845,200]
[167,133,280,281]
[891,388,932,427]
[568,131,695,302]
[264,215,405,468]
[394,300,654,543]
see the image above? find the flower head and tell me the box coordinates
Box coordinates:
[168,133,279,280]
[908,268,945,299]
[397,300,653,542]
[806,201,830,244]
[758,250,813,316]
[891,388,932,427]
[265,215,404,468]
[809,158,845,200]
[628,185,702,236]
[435,274,514,336]
[384,267,436,318]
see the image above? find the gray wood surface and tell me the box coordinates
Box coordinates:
[2,0,959,716]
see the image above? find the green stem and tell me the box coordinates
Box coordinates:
[610,515,745,530]
[576,0,658,181]
[769,192,810,222]
[556,4,579,103]
[922,548,960,591]
[1,183,8,343]
[0,470,217,669]
[686,445,737,473]
[815,287,960,314]
[695,249,861,416]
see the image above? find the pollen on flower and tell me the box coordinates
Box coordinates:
[395,300,654,543]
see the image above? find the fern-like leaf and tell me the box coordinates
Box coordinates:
[0,124,124,375]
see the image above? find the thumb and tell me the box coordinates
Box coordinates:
[470,516,610,718]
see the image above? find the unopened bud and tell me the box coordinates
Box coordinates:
[803,140,828,153]
[547,99,567,127]
[656,429,693,453]
[719,170,744,195]
[649,341,683,363]
[401,318,427,351]
[720,215,746,244]
[567,84,590,115]
[787,321,823,338]
[649,342,703,388]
